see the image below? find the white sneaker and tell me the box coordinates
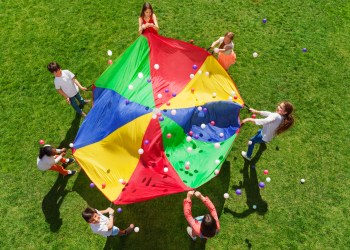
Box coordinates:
[241,151,252,161]
[186,227,197,240]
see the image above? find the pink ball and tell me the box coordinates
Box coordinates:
[210,121,215,126]
[263,170,269,175]
[234,96,238,99]
[39,139,45,145]
[252,114,256,118]
[185,165,190,170]
[167,133,172,138]
[102,183,106,188]
[108,60,112,65]
[191,88,195,93]
[188,131,193,136]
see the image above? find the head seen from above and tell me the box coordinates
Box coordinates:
[200,214,217,238]
[82,207,100,224]
[276,101,294,135]
[140,2,154,18]
[47,61,62,77]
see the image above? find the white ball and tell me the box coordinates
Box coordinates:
[119,178,124,183]
[107,50,112,56]
[187,147,193,152]
[185,161,190,166]
[157,93,162,99]
[214,169,220,175]
[186,136,192,142]
[231,91,236,96]
[214,143,220,149]
[219,133,224,138]
[252,205,257,209]
[300,178,305,183]
[214,48,220,53]
[205,72,210,76]
[266,177,271,183]
[212,92,217,97]
[138,72,144,78]
[128,85,134,90]
[253,52,258,58]
[228,96,233,100]
[190,74,195,79]
[171,110,177,115]
[134,227,140,233]
[69,143,74,148]
[154,64,160,70]
[215,159,220,164]
[197,106,202,111]
[248,141,252,145]
[163,167,169,173]
[223,193,229,199]
[197,70,202,74]
[138,148,144,155]
[201,123,206,129]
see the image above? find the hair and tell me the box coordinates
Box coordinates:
[219,32,234,49]
[276,101,294,135]
[140,2,154,17]
[82,207,97,223]
[47,62,61,73]
[38,145,53,159]
[200,214,217,238]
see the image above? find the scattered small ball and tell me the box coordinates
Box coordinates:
[119,179,124,184]
[214,169,220,175]
[138,72,144,78]
[266,177,271,182]
[215,159,220,164]
[223,193,230,199]
[197,70,202,74]
[197,106,203,111]
[166,102,171,106]
[214,48,220,53]
[117,207,122,213]
[107,50,113,56]
[39,139,45,145]
[219,133,224,138]
[125,100,130,105]
[186,136,192,142]
[262,18,267,23]
[151,114,157,119]
[210,121,215,126]
[214,143,220,149]
[234,96,238,99]
[171,110,176,115]
[89,183,95,188]
[188,131,193,136]
[201,123,206,129]
[248,141,252,145]
[235,189,242,195]
[144,140,149,145]
[252,205,257,209]
[158,116,164,121]
[203,108,208,113]
[187,147,193,152]
[300,178,305,184]
[259,182,265,188]
[108,60,113,65]
[147,78,152,83]
[191,88,195,93]
[205,71,210,76]
[212,92,217,98]
[134,227,140,233]
[164,88,169,93]
[154,64,160,70]
[185,165,190,170]
[302,48,307,52]
[190,73,195,79]
[163,167,169,173]
[157,93,162,99]
[102,183,106,189]
[252,114,256,118]
[231,91,236,96]
[263,169,269,175]
[138,148,144,155]
[192,64,198,70]
[128,85,134,90]
[253,52,258,58]
[69,143,74,148]
[185,161,190,167]
[172,93,176,97]
[166,133,172,139]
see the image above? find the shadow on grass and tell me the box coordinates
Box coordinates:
[73,161,231,250]
[225,144,268,217]
[41,114,81,232]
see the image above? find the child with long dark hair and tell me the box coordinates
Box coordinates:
[210,32,236,70]
[37,145,76,176]
[138,2,159,34]
[241,102,295,161]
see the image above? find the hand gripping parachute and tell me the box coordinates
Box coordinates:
[73,33,244,204]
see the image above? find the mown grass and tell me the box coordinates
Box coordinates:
[0,0,349,249]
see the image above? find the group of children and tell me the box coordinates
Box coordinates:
[36,1,295,241]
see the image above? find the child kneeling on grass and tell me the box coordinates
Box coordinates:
[183,191,220,240]
[82,207,134,237]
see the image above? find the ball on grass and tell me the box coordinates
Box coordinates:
[253,52,258,58]
[89,183,95,188]
[266,177,271,182]
[262,18,267,23]
[223,193,229,199]
[107,50,113,56]
[117,207,122,213]
[39,139,45,145]
[263,169,269,175]
[259,182,265,188]
[252,205,257,209]
[300,178,305,184]
[134,227,140,233]
[235,189,242,195]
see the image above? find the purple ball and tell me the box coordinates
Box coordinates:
[192,64,198,70]
[89,183,95,188]
[125,100,130,105]
[203,108,208,112]
[262,18,267,23]
[235,189,242,195]
[147,78,152,83]
[159,116,164,121]
[194,134,199,139]
[302,48,307,52]
[165,88,169,93]
[172,93,177,97]
[117,207,122,213]
[259,182,265,188]
[144,140,149,145]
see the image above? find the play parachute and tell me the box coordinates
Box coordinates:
[73,33,244,204]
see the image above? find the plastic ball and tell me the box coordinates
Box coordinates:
[219,133,224,138]
[166,133,172,138]
[228,96,233,101]
[107,50,113,56]
[210,121,215,126]
[158,116,164,121]
[119,178,124,184]
[108,60,113,65]
[192,64,198,70]
[252,114,256,119]
[259,182,265,188]
[212,92,217,98]
[166,102,171,106]
[203,108,207,113]
[144,140,149,145]
[164,88,169,93]
[185,161,190,167]
[197,70,202,74]
[262,18,267,23]
[300,178,306,184]
[39,139,45,145]
[128,85,133,90]
[138,148,144,155]
[223,193,229,199]
[134,227,140,233]
[117,207,122,213]
[253,52,258,58]
[302,48,307,52]
[266,177,271,182]
[157,93,162,99]
[234,96,238,99]
[188,131,193,136]
[138,72,143,78]
[163,167,169,172]
[214,169,220,175]
[263,170,269,175]
[102,183,106,188]
[154,64,160,70]
[214,143,220,149]
[205,71,210,76]
[194,134,199,139]
[197,106,203,111]
[151,114,157,119]
[190,74,195,79]
[231,91,236,96]
[235,189,242,195]
[171,110,177,115]
[187,147,193,152]
[125,100,130,105]
[252,205,257,209]
[201,124,206,129]
[248,141,252,145]
[185,165,190,170]
[191,88,195,93]
[147,78,152,83]
[215,159,220,164]
[172,93,176,97]
[214,48,219,53]
[89,183,95,188]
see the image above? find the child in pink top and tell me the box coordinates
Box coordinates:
[183,191,220,240]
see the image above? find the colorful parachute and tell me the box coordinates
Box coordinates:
[73,33,244,204]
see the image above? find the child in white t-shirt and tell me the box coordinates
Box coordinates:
[82,207,134,237]
[47,62,90,117]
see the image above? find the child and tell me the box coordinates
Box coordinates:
[47,62,90,117]
[183,191,220,240]
[210,32,236,70]
[37,145,76,176]
[82,207,134,237]
[241,102,295,161]
[138,2,159,35]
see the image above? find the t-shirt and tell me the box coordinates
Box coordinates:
[90,210,113,237]
[218,37,234,55]
[37,155,62,171]
[254,111,283,142]
[54,70,78,98]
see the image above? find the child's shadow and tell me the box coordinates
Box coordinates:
[225,144,268,217]
[41,114,81,232]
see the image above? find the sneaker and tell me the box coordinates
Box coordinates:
[66,158,75,165]
[68,170,76,176]
[241,151,252,161]
[187,227,197,240]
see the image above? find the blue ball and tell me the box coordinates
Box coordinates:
[262,18,267,23]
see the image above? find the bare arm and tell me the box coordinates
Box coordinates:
[138,17,144,34]
[210,38,222,49]
[73,78,87,91]
[152,14,159,31]
[56,89,70,104]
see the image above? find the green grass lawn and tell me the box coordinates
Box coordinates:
[1,0,349,249]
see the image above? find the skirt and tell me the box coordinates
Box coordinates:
[218,51,236,70]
